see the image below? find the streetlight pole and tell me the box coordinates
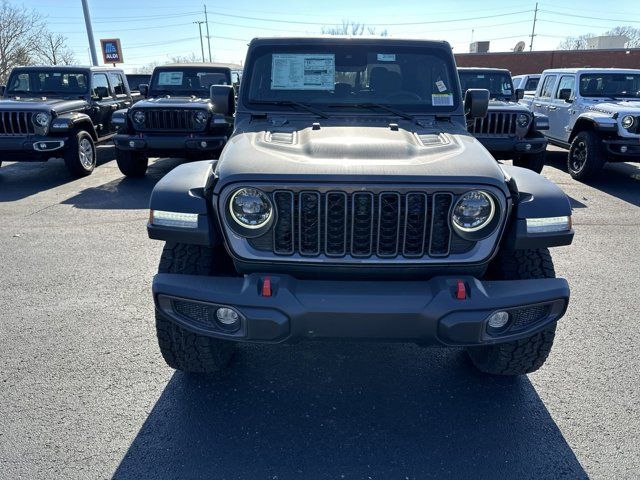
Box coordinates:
[194,21,205,62]
[81,0,99,66]
[204,4,212,62]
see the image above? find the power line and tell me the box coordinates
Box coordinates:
[540,9,640,24]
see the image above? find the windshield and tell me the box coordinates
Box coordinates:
[7,70,88,95]
[244,44,459,113]
[524,77,539,91]
[149,69,231,96]
[579,73,640,98]
[459,71,514,100]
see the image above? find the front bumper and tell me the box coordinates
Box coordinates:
[0,135,68,160]
[114,133,227,156]
[602,138,640,157]
[153,273,569,346]
[478,136,547,154]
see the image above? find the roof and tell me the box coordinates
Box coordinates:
[542,67,640,75]
[11,65,122,71]
[248,36,451,49]
[156,62,242,70]
[457,67,510,73]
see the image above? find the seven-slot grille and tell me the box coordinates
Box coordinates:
[135,109,206,131]
[0,111,35,136]
[468,112,520,136]
[270,190,463,259]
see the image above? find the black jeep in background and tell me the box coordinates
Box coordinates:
[0,66,137,176]
[459,67,549,173]
[112,63,237,177]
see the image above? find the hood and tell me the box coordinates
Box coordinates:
[133,96,211,109]
[214,118,508,192]
[0,97,88,114]
[488,99,528,111]
[585,100,640,115]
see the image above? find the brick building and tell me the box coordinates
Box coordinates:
[454,48,640,75]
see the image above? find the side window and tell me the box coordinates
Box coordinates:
[555,75,575,99]
[10,73,30,90]
[109,72,126,96]
[92,73,111,98]
[539,75,557,98]
[524,77,539,91]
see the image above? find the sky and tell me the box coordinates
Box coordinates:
[22,0,640,73]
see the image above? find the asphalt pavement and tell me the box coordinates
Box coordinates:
[0,146,638,479]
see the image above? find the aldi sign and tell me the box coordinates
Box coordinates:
[100,38,123,64]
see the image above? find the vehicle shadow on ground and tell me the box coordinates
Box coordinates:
[113,343,587,480]
[545,150,640,208]
[0,145,115,202]
[61,157,185,210]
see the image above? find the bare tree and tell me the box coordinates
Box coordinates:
[322,20,387,37]
[170,53,201,63]
[557,25,640,50]
[132,61,161,74]
[0,0,44,82]
[35,31,76,65]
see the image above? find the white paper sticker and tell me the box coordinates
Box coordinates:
[271,54,335,90]
[377,54,396,62]
[503,89,512,95]
[432,94,454,106]
[435,80,447,92]
[157,72,183,86]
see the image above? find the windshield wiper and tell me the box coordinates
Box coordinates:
[327,102,418,123]
[251,100,329,118]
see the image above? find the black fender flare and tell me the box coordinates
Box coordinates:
[51,112,98,140]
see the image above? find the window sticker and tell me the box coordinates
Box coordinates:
[271,54,335,90]
[435,80,447,92]
[157,72,183,86]
[432,93,454,106]
[377,54,396,62]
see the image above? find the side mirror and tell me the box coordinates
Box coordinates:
[558,88,573,102]
[94,86,109,99]
[515,88,525,100]
[0,85,5,96]
[139,84,149,97]
[464,88,489,119]
[210,85,235,116]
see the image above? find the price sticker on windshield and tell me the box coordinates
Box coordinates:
[271,54,335,90]
[432,93,454,106]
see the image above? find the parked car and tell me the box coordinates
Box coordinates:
[111,63,236,177]
[513,73,541,107]
[531,68,640,180]
[125,73,151,91]
[146,37,574,377]
[458,67,549,173]
[0,65,136,176]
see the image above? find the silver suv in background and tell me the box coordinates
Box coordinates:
[531,68,640,180]
[513,74,541,107]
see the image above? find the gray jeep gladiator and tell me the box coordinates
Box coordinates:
[0,66,136,176]
[459,68,549,173]
[112,63,236,177]
[147,37,574,376]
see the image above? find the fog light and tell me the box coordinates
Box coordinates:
[620,145,628,153]
[215,307,241,331]
[129,141,135,148]
[525,143,532,151]
[487,311,510,329]
[39,143,47,149]
[200,141,207,148]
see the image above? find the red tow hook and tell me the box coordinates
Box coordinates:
[261,276,272,297]
[456,279,467,300]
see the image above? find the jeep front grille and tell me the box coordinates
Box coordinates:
[468,112,519,136]
[136,109,206,132]
[0,111,35,136]
[267,189,464,259]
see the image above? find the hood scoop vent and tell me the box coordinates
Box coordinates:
[417,133,450,147]
[266,131,296,145]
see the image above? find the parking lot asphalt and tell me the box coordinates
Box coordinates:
[0,146,638,480]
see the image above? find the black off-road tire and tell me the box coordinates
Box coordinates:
[155,243,237,373]
[513,150,545,174]
[467,248,558,376]
[116,148,148,177]
[64,129,96,177]
[568,130,605,181]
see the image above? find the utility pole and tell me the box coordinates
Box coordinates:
[529,2,538,52]
[81,0,99,66]
[204,4,212,62]
[194,21,206,62]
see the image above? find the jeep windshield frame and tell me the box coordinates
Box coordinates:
[241,42,461,116]
[579,73,640,99]
[148,67,232,97]
[6,69,89,96]
[458,70,515,101]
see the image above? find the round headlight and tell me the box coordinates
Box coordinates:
[452,190,496,233]
[132,110,145,124]
[516,113,530,128]
[194,111,208,124]
[34,112,51,127]
[621,115,635,130]
[229,188,272,229]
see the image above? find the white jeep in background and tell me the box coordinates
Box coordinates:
[530,68,640,180]
[513,73,540,107]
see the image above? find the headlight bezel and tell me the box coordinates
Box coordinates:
[194,110,209,125]
[131,110,146,125]
[226,187,274,237]
[621,114,635,130]
[451,190,499,240]
[516,113,530,129]
[33,111,51,128]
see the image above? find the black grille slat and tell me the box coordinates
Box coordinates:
[298,191,321,255]
[140,109,202,131]
[468,112,518,136]
[377,193,401,257]
[0,110,34,136]
[325,192,347,256]
[351,192,374,257]
[273,191,294,255]
[403,193,428,257]
[429,193,453,257]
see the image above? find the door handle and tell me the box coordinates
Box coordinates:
[534,103,542,107]
[548,106,557,110]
